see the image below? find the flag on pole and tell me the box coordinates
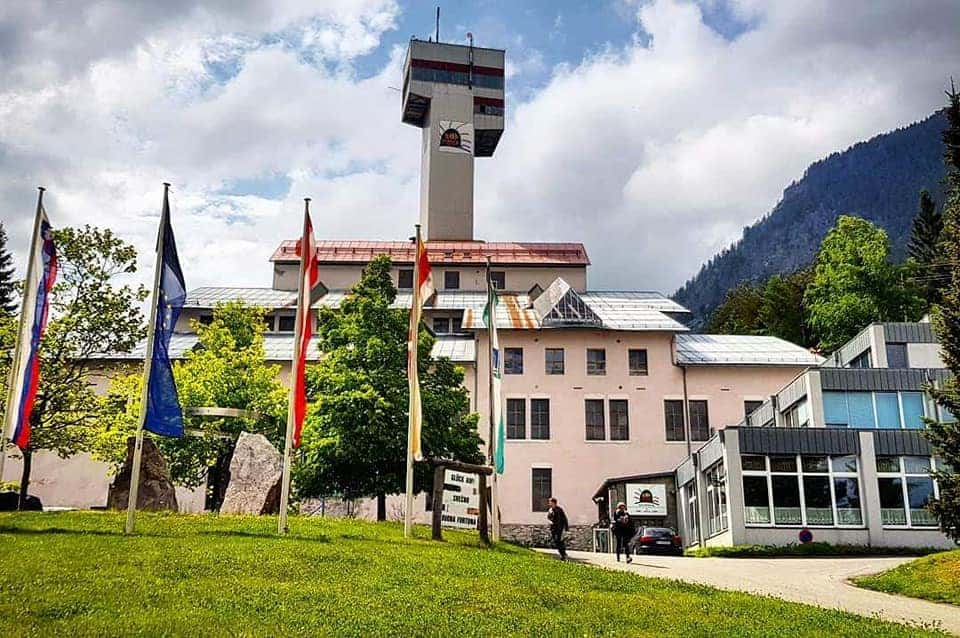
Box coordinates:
[291,210,319,448]
[5,199,57,450]
[407,231,434,461]
[144,193,186,437]
[484,274,505,474]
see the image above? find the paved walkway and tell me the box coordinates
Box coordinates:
[537,549,960,635]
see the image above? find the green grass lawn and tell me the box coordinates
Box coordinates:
[0,512,943,637]
[855,550,960,607]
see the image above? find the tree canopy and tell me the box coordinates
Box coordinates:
[0,223,16,316]
[295,255,482,518]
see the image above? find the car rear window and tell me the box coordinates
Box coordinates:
[644,528,674,536]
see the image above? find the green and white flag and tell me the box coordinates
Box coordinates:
[484,277,505,474]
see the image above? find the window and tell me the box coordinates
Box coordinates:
[199,314,213,326]
[684,482,699,545]
[398,269,413,289]
[490,271,506,290]
[532,468,552,512]
[444,270,460,290]
[885,343,909,369]
[875,393,901,429]
[433,317,450,334]
[783,400,809,428]
[628,349,648,376]
[531,399,550,440]
[901,392,925,429]
[278,315,295,332]
[823,391,928,430]
[741,454,863,527]
[587,349,606,375]
[664,400,685,442]
[689,400,710,441]
[262,315,274,332]
[504,348,523,374]
[705,463,728,537]
[506,398,526,440]
[544,348,564,375]
[451,316,462,333]
[876,456,939,527]
[585,399,605,440]
[849,350,872,368]
[609,400,629,441]
[744,400,763,419]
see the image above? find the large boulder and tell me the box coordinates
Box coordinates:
[107,436,178,511]
[219,432,283,515]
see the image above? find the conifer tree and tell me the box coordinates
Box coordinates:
[909,190,945,307]
[0,223,17,316]
[927,81,960,542]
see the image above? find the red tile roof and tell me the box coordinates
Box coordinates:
[270,240,590,266]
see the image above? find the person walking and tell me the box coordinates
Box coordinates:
[547,497,569,560]
[612,502,633,563]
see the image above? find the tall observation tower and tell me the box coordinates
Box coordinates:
[402,38,505,241]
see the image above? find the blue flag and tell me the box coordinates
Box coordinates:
[144,192,186,437]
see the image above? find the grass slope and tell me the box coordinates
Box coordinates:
[856,550,960,607]
[0,512,941,637]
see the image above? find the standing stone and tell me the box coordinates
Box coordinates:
[219,432,283,515]
[107,436,179,511]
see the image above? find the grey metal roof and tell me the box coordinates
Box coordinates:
[185,287,296,309]
[581,291,689,315]
[91,334,474,363]
[675,334,823,366]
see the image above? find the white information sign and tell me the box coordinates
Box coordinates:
[437,121,474,155]
[626,483,667,517]
[441,469,481,529]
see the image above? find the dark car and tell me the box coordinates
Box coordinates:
[631,526,683,555]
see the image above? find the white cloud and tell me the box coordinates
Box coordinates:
[1,0,958,301]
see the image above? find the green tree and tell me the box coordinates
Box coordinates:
[805,215,925,351]
[92,301,287,502]
[17,226,147,505]
[758,269,816,348]
[908,190,945,307]
[927,81,960,542]
[0,223,16,316]
[706,283,763,335]
[295,255,483,520]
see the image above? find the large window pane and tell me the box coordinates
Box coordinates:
[772,475,802,525]
[823,392,849,427]
[544,348,564,375]
[506,398,526,439]
[878,477,907,525]
[834,478,863,525]
[886,343,909,368]
[801,456,828,473]
[586,349,606,375]
[628,349,648,376]
[585,399,605,441]
[875,393,901,429]
[689,400,710,441]
[741,455,766,471]
[901,392,925,429]
[847,392,875,428]
[664,400,685,441]
[831,455,858,473]
[504,348,523,375]
[876,456,900,473]
[743,476,770,524]
[609,399,629,441]
[530,399,550,440]
[531,468,551,512]
[903,456,931,474]
[803,476,834,525]
[906,478,937,527]
[770,456,797,473]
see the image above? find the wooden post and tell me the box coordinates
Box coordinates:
[478,473,489,545]
[431,464,445,541]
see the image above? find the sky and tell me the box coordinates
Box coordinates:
[1,0,959,296]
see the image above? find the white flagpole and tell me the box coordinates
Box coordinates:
[0,187,46,485]
[125,183,170,535]
[485,257,501,543]
[278,198,311,535]
[403,224,422,539]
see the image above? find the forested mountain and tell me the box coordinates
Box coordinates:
[673,111,948,325]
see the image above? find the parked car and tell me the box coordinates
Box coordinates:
[631,526,682,555]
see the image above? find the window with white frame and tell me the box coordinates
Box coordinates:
[741,454,863,527]
[506,398,526,439]
[823,391,926,429]
[705,462,728,537]
[682,481,698,545]
[876,456,939,527]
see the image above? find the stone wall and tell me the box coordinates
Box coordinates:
[501,524,595,551]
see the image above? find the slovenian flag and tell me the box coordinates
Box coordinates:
[144,188,186,437]
[291,209,319,448]
[484,275,505,474]
[6,203,57,450]
[407,233,435,461]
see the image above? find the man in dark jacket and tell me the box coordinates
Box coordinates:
[612,502,633,563]
[547,497,569,560]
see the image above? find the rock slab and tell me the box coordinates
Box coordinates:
[219,432,283,515]
[107,436,179,511]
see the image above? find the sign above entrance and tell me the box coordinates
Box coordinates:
[626,483,667,517]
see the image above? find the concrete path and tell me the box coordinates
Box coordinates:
[538,549,960,635]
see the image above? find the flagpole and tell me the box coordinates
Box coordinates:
[125,183,170,535]
[403,224,422,539]
[0,187,46,485]
[278,198,310,535]
[486,257,501,543]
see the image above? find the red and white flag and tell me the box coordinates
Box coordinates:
[407,232,435,460]
[292,210,319,448]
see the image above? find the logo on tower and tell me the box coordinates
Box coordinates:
[438,121,474,155]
